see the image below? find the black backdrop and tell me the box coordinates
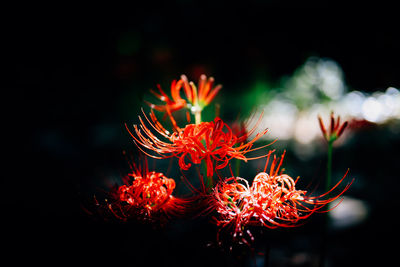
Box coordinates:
[6,4,400,267]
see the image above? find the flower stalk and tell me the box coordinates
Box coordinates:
[194,108,202,125]
[326,139,333,192]
[318,112,348,191]
[317,112,349,266]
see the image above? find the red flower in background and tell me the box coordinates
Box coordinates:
[180,74,222,108]
[126,110,273,177]
[107,156,187,222]
[211,151,353,245]
[145,74,222,124]
[318,111,349,142]
[145,79,187,114]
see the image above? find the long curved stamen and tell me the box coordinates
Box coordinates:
[128,114,273,177]
[211,151,352,245]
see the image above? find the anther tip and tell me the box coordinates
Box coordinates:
[180,74,188,81]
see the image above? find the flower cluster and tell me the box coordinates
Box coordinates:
[211,152,352,245]
[100,74,351,247]
[106,156,187,222]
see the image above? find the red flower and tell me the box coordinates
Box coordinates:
[212,177,255,246]
[180,74,222,108]
[211,151,353,245]
[126,110,273,177]
[145,79,187,114]
[145,74,222,118]
[318,111,349,142]
[107,156,186,222]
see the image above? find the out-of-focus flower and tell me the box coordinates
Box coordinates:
[106,156,186,222]
[146,74,222,121]
[180,74,222,109]
[211,151,352,245]
[145,79,187,113]
[246,56,399,158]
[318,112,348,142]
[126,110,273,177]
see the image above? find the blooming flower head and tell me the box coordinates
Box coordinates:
[126,110,273,178]
[318,111,349,142]
[180,74,222,109]
[211,151,352,245]
[107,156,186,222]
[146,74,222,117]
[212,177,255,246]
[146,79,187,114]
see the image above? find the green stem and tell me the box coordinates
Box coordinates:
[235,158,241,177]
[326,140,334,193]
[200,160,213,192]
[195,109,202,125]
[196,110,213,191]
[206,175,213,191]
[319,139,335,267]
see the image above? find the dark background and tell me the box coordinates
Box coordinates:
[6,4,400,267]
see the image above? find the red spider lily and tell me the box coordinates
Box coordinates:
[212,177,255,246]
[146,74,222,117]
[145,79,187,114]
[126,110,274,178]
[318,111,349,142]
[107,156,187,222]
[211,151,353,245]
[180,74,222,108]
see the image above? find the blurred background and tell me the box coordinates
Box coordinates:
[7,3,400,267]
